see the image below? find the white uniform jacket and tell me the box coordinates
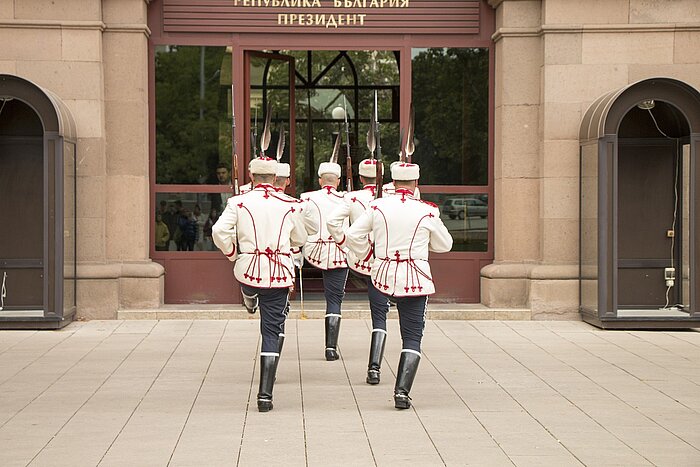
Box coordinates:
[383,182,421,199]
[239,182,253,194]
[212,183,307,288]
[327,185,378,275]
[345,188,453,296]
[301,186,348,270]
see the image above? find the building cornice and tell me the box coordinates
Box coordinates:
[492,22,700,42]
[0,20,151,37]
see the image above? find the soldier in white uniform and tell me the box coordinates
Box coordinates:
[383,161,421,198]
[345,162,453,409]
[274,162,291,193]
[327,158,391,384]
[212,157,307,412]
[301,161,349,361]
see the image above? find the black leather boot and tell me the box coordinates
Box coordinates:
[393,350,421,409]
[273,333,285,378]
[324,315,341,361]
[366,330,387,385]
[257,355,277,412]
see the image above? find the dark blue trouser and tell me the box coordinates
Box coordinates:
[383,294,428,352]
[322,268,349,315]
[366,277,390,331]
[241,285,289,353]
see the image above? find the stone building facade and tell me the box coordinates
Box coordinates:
[1,0,699,324]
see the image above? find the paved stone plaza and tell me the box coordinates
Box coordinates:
[0,319,699,466]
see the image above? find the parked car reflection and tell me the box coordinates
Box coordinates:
[442,197,488,219]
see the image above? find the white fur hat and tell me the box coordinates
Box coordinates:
[358,158,382,178]
[391,162,420,181]
[318,162,341,178]
[276,162,291,178]
[249,157,277,175]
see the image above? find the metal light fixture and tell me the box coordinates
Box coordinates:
[331,105,345,120]
[637,99,655,110]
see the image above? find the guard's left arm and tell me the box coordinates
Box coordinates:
[428,207,453,253]
[212,199,239,261]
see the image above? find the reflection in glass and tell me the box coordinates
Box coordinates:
[682,144,690,308]
[155,45,230,184]
[63,142,76,312]
[421,193,488,252]
[412,48,489,185]
[580,143,598,315]
[155,192,231,252]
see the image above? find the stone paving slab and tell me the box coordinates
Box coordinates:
[0,320,698,466]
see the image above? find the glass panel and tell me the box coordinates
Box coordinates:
[63,142,76,312]
[580,143,598,315]
[155,192,229,252]
[155,45,230,184]
[421,193,488,252]
[681,143,690,308]
[412,48,489,185]
[250,56,291,160]
[346,50,400,86]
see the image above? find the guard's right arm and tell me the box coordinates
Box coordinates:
[326,200,351,245]
[212,199,239,261]
[301,195,319,236]
[290,203,308,249]
[428,207,453,253]
[345,209,373,260]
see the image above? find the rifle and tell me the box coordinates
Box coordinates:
[342,95,353,192]
[231,85,240,195]
[372,91,383,198]
[251,107,258,159]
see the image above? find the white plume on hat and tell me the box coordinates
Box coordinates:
[358,158,381,178]
[276,162,291,178]
[391,162,420,181]
[249,157,277,175]
[318,162,341,178]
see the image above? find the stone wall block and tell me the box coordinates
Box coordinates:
[501,0,542,28]
[77,175,106,219]
[542,102,582,140]
[543,140,580,178]
[104,100,147,176]
[674,32,700,65]
[630,0,700,24]
[495,177,540,261]
[544,64,628,104]
[76,137,106,177]
[106,176,148,261]
[500,104,540,178]
[544,0,629,25]
[582,32,674,65]
[542,218,579,263]
[65,100,104,139]
[544,33,582,66]
[103,32,147,102]
[103,0,148,24]
[0,61,16,75]
[0,28,62,60]
[481,276,529,308]
[76,218,105,262]
[529,279,580,320]
[120,277,164,309]
[62,29,102,62]
[76,279,118,320]
[15,0,100,21]
[628,65,700,93]
[542,177,579,219]
[16,61,102,100]
[500,36,542,105]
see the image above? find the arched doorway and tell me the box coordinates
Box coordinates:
[0,74,77,329]
[580,77,700,328]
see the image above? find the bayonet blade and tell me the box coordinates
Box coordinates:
[398,127,406,163]
[260,102,272,155]
[330,132,341,164]
[276,121,286,162]
[405,102,415,162]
